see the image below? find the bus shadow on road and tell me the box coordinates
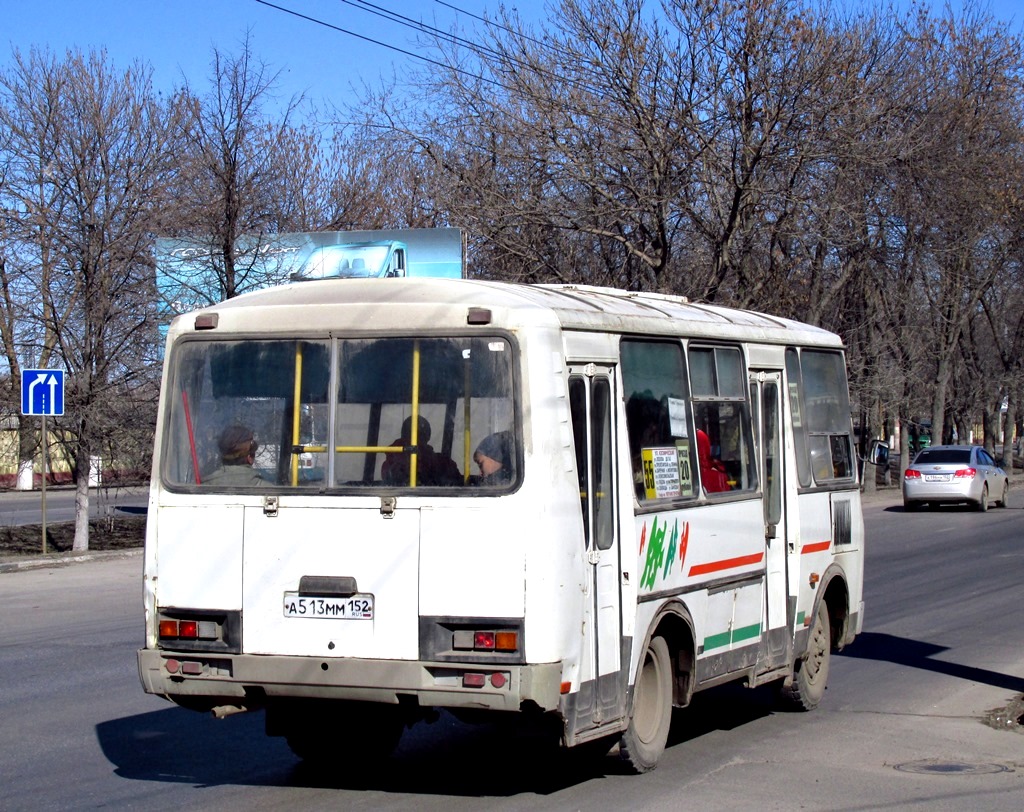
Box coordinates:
[667,682,778,747]
[837,631,1024,694]
[96,706,619,795]
[96,706,296,789]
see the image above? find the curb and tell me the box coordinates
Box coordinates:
[0,547,142,574]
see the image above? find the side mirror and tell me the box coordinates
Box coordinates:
[868,439,889,467]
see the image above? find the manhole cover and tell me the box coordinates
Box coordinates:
[894,759,1011,775]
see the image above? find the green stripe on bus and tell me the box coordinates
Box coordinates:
[731,622,761,644]
[704,622,762,651]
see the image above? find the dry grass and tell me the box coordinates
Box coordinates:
[0,516,146,557]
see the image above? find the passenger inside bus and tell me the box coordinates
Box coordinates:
[204,424,265,487]
[697,429,731,493]
[381,415,461,486]
[473,431,513,486]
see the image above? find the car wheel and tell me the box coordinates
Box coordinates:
[996,481,1008,508]
[977,485,989,512]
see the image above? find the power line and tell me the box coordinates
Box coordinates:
[251,0,680,138]
[431,0,572,59]
[251,0,503,88]
[345,0,590,94]
[253,0,604,99]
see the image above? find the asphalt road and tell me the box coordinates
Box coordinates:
[0,485,149,526]
[2,489,1023,810]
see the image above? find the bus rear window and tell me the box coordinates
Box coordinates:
[163,336,517,490]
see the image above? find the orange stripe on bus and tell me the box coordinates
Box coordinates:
[688,552,764,577]
[801,541,832,554]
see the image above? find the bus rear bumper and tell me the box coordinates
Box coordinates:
[137,649,563,713]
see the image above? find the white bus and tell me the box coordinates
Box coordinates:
[138,277,885,772]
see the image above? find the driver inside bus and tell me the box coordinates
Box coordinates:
[204,424,265,487]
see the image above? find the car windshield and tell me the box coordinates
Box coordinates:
[915,449,970,465]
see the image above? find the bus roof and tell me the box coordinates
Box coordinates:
[176,277,843,348]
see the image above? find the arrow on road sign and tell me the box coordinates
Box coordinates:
[21,369,65,416]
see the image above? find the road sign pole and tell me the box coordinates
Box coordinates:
[41,414,47,555]
[20,369,64,555]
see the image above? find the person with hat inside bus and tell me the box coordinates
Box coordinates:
[204,424,265,487]
[473,431,513,486]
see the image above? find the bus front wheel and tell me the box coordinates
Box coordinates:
[779,602,831,711]
[618,635,672,773]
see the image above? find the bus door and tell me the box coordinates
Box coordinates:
[750,369,793,671]
[569,363,625,726]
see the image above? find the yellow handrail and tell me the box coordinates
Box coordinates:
[409,340,421,486]
[463,352,472,482]
[290,343,304,486]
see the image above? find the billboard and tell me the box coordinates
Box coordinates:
[154,228,466,321]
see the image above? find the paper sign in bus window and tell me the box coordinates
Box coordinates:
[642,446,682,499]
[676,439,694,496]
[668,396,689,438]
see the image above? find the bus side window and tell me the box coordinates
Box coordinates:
[785,348,812,487]
[798,349,855,483]
[688,345,757,494]
[621,339,697,502]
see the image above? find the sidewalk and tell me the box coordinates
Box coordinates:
[0,546,142,574]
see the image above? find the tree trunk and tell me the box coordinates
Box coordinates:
[1002,398,1016,478]
[16,418,36,490]
[72,467,90,552]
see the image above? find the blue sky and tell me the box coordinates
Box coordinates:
[2,0,549,112]
[3,1,1021,114]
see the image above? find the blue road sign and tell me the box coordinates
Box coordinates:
[21,369,65,416]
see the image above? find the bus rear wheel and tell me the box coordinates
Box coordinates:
[618,635,672,773]
[779,602,830,711]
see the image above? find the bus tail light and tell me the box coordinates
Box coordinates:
[461,672,509,689]
[453,629,520,653]
[158,614,221,642]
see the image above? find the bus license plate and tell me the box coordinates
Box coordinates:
[283,593,374,619]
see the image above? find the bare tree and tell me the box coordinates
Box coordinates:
[410,0,705,288]
[0,47,174,548]
[163,34,306,304]
[0,51,69,489]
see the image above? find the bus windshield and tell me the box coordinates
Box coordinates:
[163,335,517,490]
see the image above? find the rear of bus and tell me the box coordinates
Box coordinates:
[137,281,584,762]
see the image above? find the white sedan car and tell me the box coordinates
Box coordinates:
[903,444,1008,512]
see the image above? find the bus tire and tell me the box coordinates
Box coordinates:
[618,635,672,773]
[780,601,830,711]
